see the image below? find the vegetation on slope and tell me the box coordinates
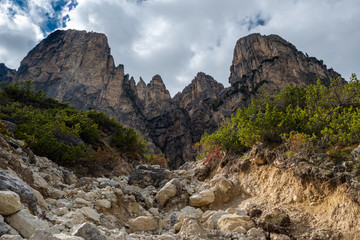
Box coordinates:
[0,81,147,169]
[199,75,360,177]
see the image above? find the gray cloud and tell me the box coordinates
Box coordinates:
[1,0,359,96]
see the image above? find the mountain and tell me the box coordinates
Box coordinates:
[0,30,342,168]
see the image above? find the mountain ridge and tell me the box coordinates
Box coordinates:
[0,30,343,168]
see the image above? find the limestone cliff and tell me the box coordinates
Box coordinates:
[0,30,343,168]
[0,63,16,85]
[223,33,342,110]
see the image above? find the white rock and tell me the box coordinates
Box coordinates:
[49,187,66,199]
[0,191,21,216]
[78,207,100,223]
[129,216,158,232]
[203,210,228,229]
[178,206,203,223]
[95,199,111,209]
[270,233,291,240]
[217,213,255,232]
[189,189,215,207]
[0,235,23,240]
[57,207,69,216]
[5,208,49,239]
[247,228,267,240]
[72,222,107,240]
[54,233,85,240]
[158,233,176,240]
[73,198,91,207]
[155,179,178,207]
[32,172,49,189]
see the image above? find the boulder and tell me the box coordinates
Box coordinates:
[155,178,178,207]
[189,189,215,207]
[0,221,21,236]
[178,218,208,239]
[54,233,85,240]
[128,165,169,188]
[0,191,21,215]
[72,223,106,240]
[29,229,61,240]
[202,210,227,229]
[78,207,100,223]
[247,228,267,240]
[5,208,49,239]
[0,235,23,240]
[178,206,203,223]
[94,199,111,209]
[129,216,158,232]
[0,170,39,214]
[73,198,91,207]
[270,233,291,240]
[217,213,255,232]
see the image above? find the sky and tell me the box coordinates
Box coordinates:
[0,0,359,96]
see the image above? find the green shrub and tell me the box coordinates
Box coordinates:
[202,75,360,154]
[0,81,147,167]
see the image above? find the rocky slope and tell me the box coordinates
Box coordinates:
[0,133,359,239]
[0,30,342,168]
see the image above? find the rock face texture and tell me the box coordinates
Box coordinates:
[0,64,16,85]
[0,30,342,168]
[224,33,342,110]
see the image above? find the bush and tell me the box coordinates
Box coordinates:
[144,153,169,168]
[202,75,360,154]
[0,81,147,167]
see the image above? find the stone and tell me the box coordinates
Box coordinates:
[189,189,215,207]
[62,211,86,228]
[5,208,49,239]
[270,233,291,240]
[178,206,203,223]
[247,228,267,240]
[155,178,178,207]
[0,222,20,236]
[127,202,140,215]
[158,234,176,240]
[129,216,158,232]
[29,229,61,240]
[32,172,49,189]
[95,199,111,209]
[54,233,85,240]
[72,223,106,240]
[217,214,255,232]
[0,191,21,215]
[351,144,360,159]
[78,207,100,223]
[203,210,228,229]
[128,166,169,188]
[73,198,91,207]
[178,218,208,239]
[0,235,23,240]
[0,170,39,214]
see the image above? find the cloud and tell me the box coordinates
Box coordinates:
[0,0,76,68]
[1,0,359,96]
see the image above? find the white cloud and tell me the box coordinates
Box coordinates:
[1,0,359,96]
[0,0,44,68]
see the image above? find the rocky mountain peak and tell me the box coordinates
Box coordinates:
[147,74,171,100]
[0,63,16,85]
[229,33,341,88]
[0,30,344,168]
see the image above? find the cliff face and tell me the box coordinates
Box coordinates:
[0,30,343,168]
[0,63,16,85]
[224,33,342,111]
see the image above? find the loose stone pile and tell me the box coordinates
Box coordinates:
[0,134,280,240]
